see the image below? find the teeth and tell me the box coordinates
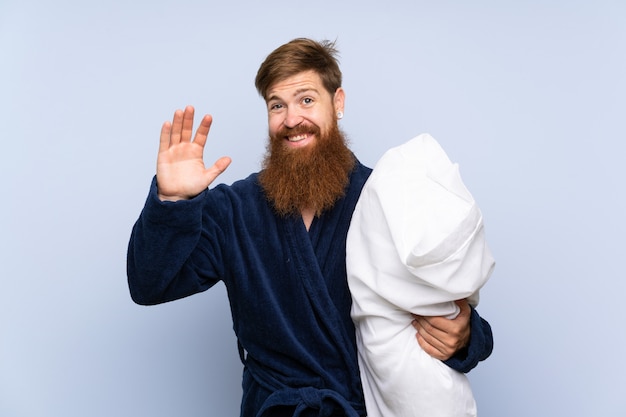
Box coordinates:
[288,134,307,142]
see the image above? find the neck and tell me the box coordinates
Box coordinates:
[301,207,315,231]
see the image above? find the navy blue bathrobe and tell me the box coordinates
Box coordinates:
[127,161,493,417]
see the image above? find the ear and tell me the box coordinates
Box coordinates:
[333,87,345,113]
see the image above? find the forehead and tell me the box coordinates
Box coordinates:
[266,70,327,100]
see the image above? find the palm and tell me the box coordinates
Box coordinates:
[156,106,231,201]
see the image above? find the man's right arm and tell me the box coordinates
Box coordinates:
[127,106,231,304]
[127,177,213,305]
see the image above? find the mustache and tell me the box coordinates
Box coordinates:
[274,123,321,139]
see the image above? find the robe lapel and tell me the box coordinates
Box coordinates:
[281,210,358,373]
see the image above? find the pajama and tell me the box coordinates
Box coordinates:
[347,135,495,417]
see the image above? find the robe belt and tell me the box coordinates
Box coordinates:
[255,386,362,417]
[245,356,363,417]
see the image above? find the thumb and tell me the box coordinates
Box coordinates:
[455,299,471,317]
[213,156,232,173]
[205,156,232,183]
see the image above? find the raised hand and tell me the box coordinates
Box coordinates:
[156,106,231,201]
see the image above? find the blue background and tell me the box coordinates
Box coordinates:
[1,1,624,415]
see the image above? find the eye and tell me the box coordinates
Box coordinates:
[302,97,314,105]
[269,103,284,111]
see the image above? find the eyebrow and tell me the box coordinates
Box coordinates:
[267,87,320,103]
[293,87,319,96]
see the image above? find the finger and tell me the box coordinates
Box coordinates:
[213,156,232,173]
[415,328,447,361]
[193,114,213,148]
[170,109,184,145]
[159,121,172,153]
[413,317,450,355]
[415,318,446,346]
[414,314,446,334]
[455,299,471,317]
[204,156,232,183]
[181,105,195,142]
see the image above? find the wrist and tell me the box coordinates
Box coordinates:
[157,193,190,202]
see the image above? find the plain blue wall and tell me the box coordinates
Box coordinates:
[1,0,624,416]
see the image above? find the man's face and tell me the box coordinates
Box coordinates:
[265,70,344,150]
[259,70,353,217]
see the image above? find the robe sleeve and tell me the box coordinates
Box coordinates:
[127,177,221,305]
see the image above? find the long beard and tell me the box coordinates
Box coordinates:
[259,123,355,217]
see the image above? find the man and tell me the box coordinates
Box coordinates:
[127,38,493,417]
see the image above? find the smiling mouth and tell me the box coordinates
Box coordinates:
[287,134,308,142]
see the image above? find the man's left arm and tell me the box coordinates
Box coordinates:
[411,299,493,373]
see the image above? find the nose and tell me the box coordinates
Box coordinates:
[283,107,303,129]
